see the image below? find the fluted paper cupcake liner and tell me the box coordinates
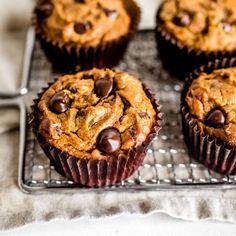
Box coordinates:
[29,83,163,187]
[155,4,236,79]
[181,58,236,175]
[32,0,141,73]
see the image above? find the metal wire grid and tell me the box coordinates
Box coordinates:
[21,30,236,191]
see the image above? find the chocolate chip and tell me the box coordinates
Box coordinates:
[173,11,192,27]
[129,127,137,137]
[76,110,84,118]
[69,87,77,93]
[206,109,226,128]
[97,2,103,8]
[97,128,121,154]
[39,119,52,137]
[39,119,62,139]
[74,21,92,34]
[104,8,119,20]
[36,1,54,19]
[224,8,233,17]
[95,75,113,98]
[49,91,71,114]
[75,0,86,3]
[202,17,210,35]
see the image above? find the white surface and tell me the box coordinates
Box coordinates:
[137,0,161,29]
[1,213,236,236]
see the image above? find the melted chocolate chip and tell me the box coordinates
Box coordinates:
[104,8,119,20]
[74,21,92,34]
[206,109,226,128]
[97,128,121,154]
[173,11,192,27]
[95,75,113,98]
[36,1,54,19]
[49,91,71,114]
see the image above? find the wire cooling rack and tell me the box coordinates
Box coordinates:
[15,28,236,193]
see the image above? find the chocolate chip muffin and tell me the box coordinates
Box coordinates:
[31,68,162,187]
[181,58,236,175]
[33,0,140,72]
[156,0,236,78]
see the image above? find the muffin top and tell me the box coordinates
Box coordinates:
[185,67,236,146]
[158,0,236,52]
[37,68,157,160]
[35,0,131,47]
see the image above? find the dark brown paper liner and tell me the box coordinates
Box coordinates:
[155,4,236,79]
[181,58,236,175]
[32,0,141,73]
[29,82,163,187]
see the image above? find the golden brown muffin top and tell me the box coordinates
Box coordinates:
[35,0,131,47]
[185,67,236,146]
[38,68,156,160]
[158,0,236,52]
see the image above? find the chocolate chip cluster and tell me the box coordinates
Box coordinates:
[172,8,236,33]
[47,72,121,155]
[36,0,119,35]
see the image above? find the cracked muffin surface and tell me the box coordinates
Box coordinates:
[35,0,131,47]
[158,0,236,52]
[185,67,236,146]
[38,68,157,160]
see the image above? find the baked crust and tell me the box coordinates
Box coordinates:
[35,0,131,47]
[158,0,236,52]
[185,67,236,146]
[38,68,157,160]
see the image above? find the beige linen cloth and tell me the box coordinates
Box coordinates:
[0,0,236,230]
